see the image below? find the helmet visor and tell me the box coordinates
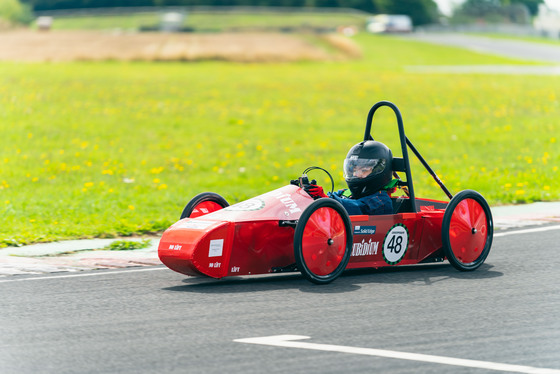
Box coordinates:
[344,157,386,181]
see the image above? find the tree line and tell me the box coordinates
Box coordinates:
[22,0,441,25]
[4,0,545,27]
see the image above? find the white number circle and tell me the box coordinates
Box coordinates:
[382,224,409,265]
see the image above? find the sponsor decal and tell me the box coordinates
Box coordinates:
[168,244,182,251]
[208,239,224,257]
[225,198,265,211]
[269,191,302,214]
[351,239,379,256]
[354,225,377,235]
[382,223,409,265]
[177,220,215,230]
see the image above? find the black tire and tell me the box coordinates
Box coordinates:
[294,198,353,284]
[180,192,229,219]
[442,190,493,271]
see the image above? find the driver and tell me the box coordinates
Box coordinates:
[304,140,394,215]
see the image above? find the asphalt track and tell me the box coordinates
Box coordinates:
[2,225,560,374]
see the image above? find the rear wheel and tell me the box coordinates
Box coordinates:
[294,198,352,284]
[180,192,229,219]
[442,190,493,271]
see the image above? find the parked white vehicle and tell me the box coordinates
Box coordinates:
[366,14,413,33]
[534,4,560,39]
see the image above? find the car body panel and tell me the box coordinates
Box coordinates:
[158,185,448,279]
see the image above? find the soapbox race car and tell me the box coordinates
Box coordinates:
[158,101,493,284]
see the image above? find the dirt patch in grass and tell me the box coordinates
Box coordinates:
[0,30,361,62]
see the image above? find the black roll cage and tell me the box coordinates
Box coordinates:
[363,101,453,213]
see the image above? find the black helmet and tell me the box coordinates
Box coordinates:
[343,141,393,198]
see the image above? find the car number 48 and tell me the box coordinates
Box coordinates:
[383,224,409,265]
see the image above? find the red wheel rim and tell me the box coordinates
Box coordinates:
[449,198,488,264]
[301,207,347,276]
[190,201,223,218]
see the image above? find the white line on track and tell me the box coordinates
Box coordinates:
[494,224,560,237]
[0,267,167,283]
[234,335,560,374]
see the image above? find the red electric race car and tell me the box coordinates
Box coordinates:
[158,101,494,284]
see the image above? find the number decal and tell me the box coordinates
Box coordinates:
[382,223,409,265]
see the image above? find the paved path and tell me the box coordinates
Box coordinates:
[1,202,559,277]
[403,33,560,75]
[405,33,560,63]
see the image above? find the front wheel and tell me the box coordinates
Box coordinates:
[294,198,352,284]
[180,192,229,219]
[442,190,493,271]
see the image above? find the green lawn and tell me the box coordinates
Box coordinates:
[1,33,559,246]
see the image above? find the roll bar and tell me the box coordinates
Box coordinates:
[363,101,453,212]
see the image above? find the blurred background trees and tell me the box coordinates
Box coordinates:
[0,0,33,26]
[3,0,547,28]
[22,0,441,25]
[451,0,544,24]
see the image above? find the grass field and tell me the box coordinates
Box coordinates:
[1,32,559,246]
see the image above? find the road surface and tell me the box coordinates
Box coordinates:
[2,225,559,374]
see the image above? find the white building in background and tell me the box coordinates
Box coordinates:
[534,4,560,38]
